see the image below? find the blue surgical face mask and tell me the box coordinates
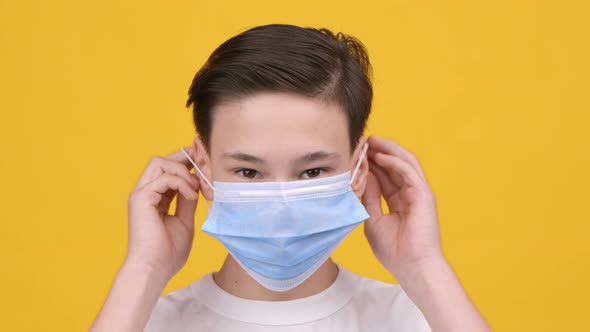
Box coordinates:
[182,144,370,292]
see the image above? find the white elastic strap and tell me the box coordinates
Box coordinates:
[350,142,369,184]
[181,148,215,191]
[181,148,213,211]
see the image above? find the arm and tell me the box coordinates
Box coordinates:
[89,259,169,332]
[90,148,201,332]
[361,135,491,332]
[396,257,491,332]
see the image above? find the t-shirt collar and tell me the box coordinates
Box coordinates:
[191,264,360,325]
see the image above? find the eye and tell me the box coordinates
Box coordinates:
[237,168,259,179]
[302,168,324,179]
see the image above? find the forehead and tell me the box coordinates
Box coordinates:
[209,92,350,156]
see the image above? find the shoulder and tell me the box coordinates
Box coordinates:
[144,277,211,331]
[353,271,412,307]
[343,267,432,331]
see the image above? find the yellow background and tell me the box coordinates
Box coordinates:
[1,1,588,331]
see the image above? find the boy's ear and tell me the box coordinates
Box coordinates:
[192,136,214,201]
[351,136,369,199]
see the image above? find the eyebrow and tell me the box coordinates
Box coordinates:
[222,151,341,165]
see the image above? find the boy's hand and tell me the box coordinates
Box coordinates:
[126,148,200,282]
[361,135,492,331]
[361,135,444,283]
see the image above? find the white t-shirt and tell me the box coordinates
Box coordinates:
[145,264,432,331]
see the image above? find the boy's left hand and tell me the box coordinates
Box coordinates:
[361,135,444,283]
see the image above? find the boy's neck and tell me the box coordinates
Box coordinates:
[212,255,339,301]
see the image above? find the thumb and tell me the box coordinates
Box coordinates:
[362,172,384,225]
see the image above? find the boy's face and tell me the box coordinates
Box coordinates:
[193,91,368,198]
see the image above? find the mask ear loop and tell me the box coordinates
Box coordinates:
[350,142,369,185]
[181,148,214,211]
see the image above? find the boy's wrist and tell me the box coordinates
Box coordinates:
[391,254,448,286]
[90,259,171,331]
[119,257,171,292]
[392,254,453,300]
[392,256,492,331]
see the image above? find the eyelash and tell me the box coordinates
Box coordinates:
[235,168,329,179]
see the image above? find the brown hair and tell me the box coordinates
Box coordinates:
[186,23,373,154]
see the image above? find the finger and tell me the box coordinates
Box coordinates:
[175,182,198,231]
[136,155,199,190]
[164,147,196,168]
[368,159,409,215]
[373,153,425,190]
[158,189,176,214]
[141,173,198,208]
[361,172,384,224]
[368,147,421,186]
[367,136,427,182]
[368,159,405,212]
[368,157,401,196]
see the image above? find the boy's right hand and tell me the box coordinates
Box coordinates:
[125,148,200,282]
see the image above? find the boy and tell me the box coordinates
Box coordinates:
[90,24,491,331]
